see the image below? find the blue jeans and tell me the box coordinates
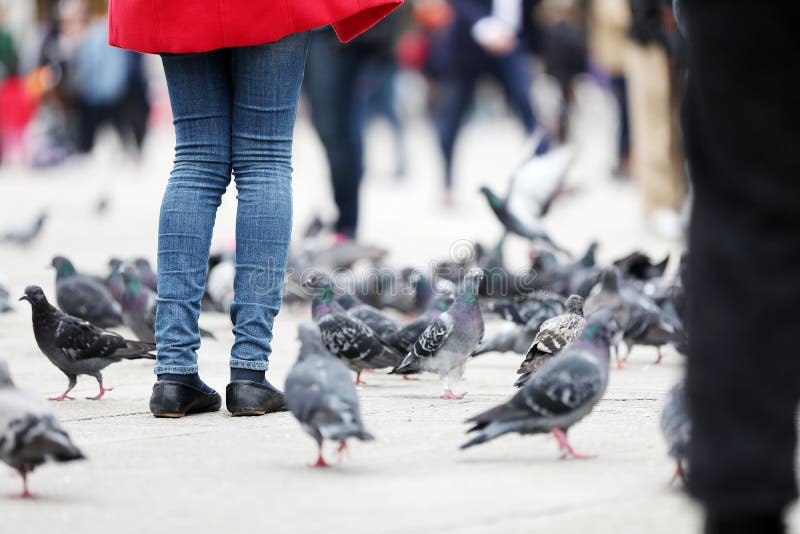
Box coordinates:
[154,32,310,375]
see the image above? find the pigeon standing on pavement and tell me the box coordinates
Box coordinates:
[305,273,403,385]
[20,285,155,400]
[661,380,691,483]
[514,295,586,387]
[0,209,48,246]
[384,294,454,354]
[52,256,123,327]
[104,258,125,302]
[335,293,400,345]
[0,361,85,498]
[390,268,486,399]
[285,323,374,467]
[460,310,616,457]
[0,272,13,313]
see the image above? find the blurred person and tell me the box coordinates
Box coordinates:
[587,0,631,174]
[431,0,550,203]
[60,0,149,158]
[304,13,401,241]
[108,0,401,416]
[681,2,800,533]
[625,0,686,239]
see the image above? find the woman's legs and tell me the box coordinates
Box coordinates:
[228,33,310,377]
[155,50,232,379]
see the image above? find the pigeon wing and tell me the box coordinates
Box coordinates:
[413,313,454,359]
[518,352,605,419]
[53,315,126,360]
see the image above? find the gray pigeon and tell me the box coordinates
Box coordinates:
[52,256,123,327]
[484,291,566,328]
[285,323,374,467]
[304,273,404,385]
[471,321,536,357]
[384,293,454,354]
[0,360,85,497]
[514,295,586,387]
[133,258,158,292]
[390,268,485,399]
[660,380,691,483]
[0,272,12,313]
[0,209,47,246]
[119,264,215,343]
[460,310,616,458]
[104,258,125,302]
[335,293,400,345]
[20,286,155,401]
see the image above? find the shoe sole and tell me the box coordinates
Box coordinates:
[230,410,267,417]
[152,412,186,418]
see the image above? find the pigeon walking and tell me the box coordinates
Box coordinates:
[460,310,615,458]
[0,272,12,313]
[285,323,374,467]
[390,268,485,399]
[661,380,691,484]
[0,361,85,497]
[514,295,586,387]
[20,286,155,400]
[305,273,403,385]
[52,256,123,327]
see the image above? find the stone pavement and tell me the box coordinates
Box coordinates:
[1,93,794,533]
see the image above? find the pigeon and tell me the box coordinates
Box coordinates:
[0,272,12,313]
[479,146,573,249]
[285,323,374,467]
[390,268,486,399]
[613,251,669,281]
[206,256,235,313]
[584,268,629,361]
[660,380,690,483]
[530,242,601,297]
[0,361,85,498]
[119,264,215,343]
[0,209,48,246]
[460,310,616,457]
[52,256,123,327]
[384,293,454,354]
[514,294,586,387]
[304,273,404,385]
[335,293,400,345]
[19,285,155,400]
[133,258,158,292]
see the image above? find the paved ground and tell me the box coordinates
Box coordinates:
[0,82,790,533]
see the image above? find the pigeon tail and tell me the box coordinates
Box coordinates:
[328,425,375,443]
[115,340,157,359]
[199,327,217,340]
[513,372,531,388]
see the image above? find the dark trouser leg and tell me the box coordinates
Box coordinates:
[304,30,364,238]
[683,0,800,523]
[610,75,629,162]
[493,47,536,135]
[435,75,476,191]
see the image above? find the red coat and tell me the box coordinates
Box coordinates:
[108,0,402,54]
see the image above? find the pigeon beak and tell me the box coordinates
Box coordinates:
[18,296,29,302]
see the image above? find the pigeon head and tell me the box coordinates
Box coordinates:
[134,258,154,273]
[19,285,49,307]
[121,264,143,294]
[51,256,76,279]
[478,185,502,204]
[108,258,123,273]
[598,267,622,291]
[297,322,327,360]
[565,294,584,315]
[460,268,485,300]
[431,293,454,312]
[581,309,618,344]
[302,271,333,302]
[0,360,13,387]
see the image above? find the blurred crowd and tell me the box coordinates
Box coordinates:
[0,0,686,238]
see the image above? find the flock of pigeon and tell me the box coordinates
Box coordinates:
[0,146,691,500]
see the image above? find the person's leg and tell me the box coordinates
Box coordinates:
[228,32,310,382]
[304,30,363,239]
[682,1,800,531]
[609,75,630,170]
[435,74,476,192]
[155,49,232,390]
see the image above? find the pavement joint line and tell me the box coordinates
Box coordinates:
[61,411,152,422]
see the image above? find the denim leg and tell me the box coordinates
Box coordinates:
[155,50,232,375]
[228,33,310,371]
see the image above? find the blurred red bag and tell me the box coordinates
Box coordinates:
[108,0,403,53]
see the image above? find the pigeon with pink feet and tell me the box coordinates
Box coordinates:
[390,268,485,399]
[460,310,616,458]
[0,361,84,498]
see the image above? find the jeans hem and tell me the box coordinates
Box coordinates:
[154,364,199,375]
[230,360,270,371]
